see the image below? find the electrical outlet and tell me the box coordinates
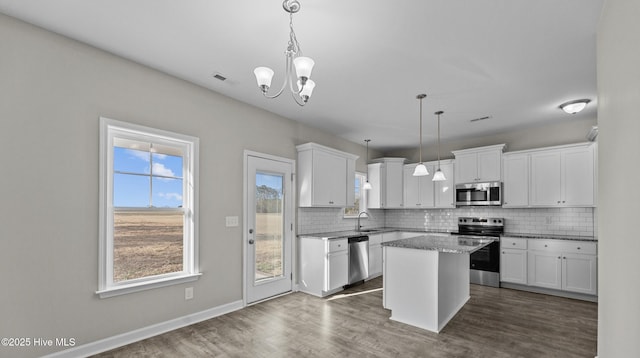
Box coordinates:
[225,216,239,227]
[185,287,194,300]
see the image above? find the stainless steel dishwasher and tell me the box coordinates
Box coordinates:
[347,235,369,286]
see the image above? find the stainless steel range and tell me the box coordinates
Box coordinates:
[457,217,504,288]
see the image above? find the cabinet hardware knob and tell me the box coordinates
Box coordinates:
[502,251,505,254]
[558,256,561,259]
[545,244,548,247]
[512,243,516,245]
[562,201,566,203]
[563,256,566,259]
[557,201,561,203]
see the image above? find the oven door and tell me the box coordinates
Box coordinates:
[470,240,500,272]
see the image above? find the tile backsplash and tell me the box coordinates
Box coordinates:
[299,207,595,237]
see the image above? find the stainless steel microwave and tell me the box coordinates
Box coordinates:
[455,182,502,206]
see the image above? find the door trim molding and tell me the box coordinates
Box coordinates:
[243,150,296,306]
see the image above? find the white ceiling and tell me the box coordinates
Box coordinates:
[0,0,603,152]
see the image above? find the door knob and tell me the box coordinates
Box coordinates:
[249,228,254,234]
[249,239,255,244]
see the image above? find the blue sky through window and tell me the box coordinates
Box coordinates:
[256,173,283,197]
[113,146,183,207]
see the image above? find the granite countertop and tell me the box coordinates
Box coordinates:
[381,234,493,254]
[298,228,449,240]
[502,232,597,242]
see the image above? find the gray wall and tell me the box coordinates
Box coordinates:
[0,13,371,357]
[597,0,640,356]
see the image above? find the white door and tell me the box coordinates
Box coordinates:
[245,152,294,304]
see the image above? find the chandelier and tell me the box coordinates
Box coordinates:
[253,0,316,106]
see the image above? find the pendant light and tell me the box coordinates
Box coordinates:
[363,139,373,190]
[432,111,446,181]
[413,94,429,176]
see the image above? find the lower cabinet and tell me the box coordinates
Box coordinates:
[500,237,528,285]
[299,237,349,297]
[327,250,349,291]
[526,239,598,296]
[368,234,383,278]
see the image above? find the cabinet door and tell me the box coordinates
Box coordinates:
[403,164,434,208]
[562,146,595,206]
[403,165,421,208]
[527,251,562,290]
[501,249,527,284]
[327,251,349,291]
[313,150,347,206]
[434,162,454,208]
[455,153,479,183]
[562,253,597,295]
[530,151,562,206]
[503,154,529,207]
[369,244,383,277]
[367,163,384,208]
[477,150,502,181]
[385,161,405,208]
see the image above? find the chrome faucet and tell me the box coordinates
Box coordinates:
[357,211,370,231]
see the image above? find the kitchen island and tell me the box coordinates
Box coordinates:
[382,234,491,333]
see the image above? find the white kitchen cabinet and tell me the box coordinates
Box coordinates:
[402,160,454,209]
[452,144,505,184]
[368,234,383,278]
[502,153,529,207]
[297,143,358,207]
[527,239,597,295]
[403,163,434,208]
[367,158,405,209]
[433,160,455,208]
[529,143,595,207]
[327,250,349,291]
[299,237,349,297]
[500,237,527,284]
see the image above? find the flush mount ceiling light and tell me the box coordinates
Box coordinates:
[413,94,429,177]
[363,139,372,190]
[253,0,316,106]
[559,99,591,114]
[432,111,446,182]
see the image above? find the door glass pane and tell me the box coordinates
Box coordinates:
[255,172,284,283]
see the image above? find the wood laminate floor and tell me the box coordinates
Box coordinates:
[94,278,597,357]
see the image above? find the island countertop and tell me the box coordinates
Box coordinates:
[382,234,492,254]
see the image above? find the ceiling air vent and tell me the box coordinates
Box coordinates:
[470,116,491,123]
[212,73,227,81]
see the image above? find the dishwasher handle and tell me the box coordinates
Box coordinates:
[348,235,369,243]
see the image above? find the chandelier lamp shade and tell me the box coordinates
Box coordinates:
[559,99,591,114]
[413,94,429,177]
[253,0,316,106]
[432,111,446,182]
[363,139,373,190]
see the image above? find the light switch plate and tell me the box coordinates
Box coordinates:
[225,216,239,227]
[185,287,194,300]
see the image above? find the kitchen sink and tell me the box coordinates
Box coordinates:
[357,229,381,233]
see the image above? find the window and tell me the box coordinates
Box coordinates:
[344,172,367,217]
[98,117,200,298]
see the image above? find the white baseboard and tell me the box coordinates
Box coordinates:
[43,299,244,358]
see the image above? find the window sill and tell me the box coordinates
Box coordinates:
[96,273,202,299]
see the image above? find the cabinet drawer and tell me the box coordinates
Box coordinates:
[329,239,348,252]
[528,239,597,255]
[501,237,527,250]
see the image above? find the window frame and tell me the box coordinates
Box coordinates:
[344,171,368,218]
[97,117,200,298]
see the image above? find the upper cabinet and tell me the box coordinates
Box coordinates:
[368,158,405,209]
[297,143,358,207]
[403,159,455,209]
[530,143,595,207]
[452,144,505,184]
[502,153,530,207]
